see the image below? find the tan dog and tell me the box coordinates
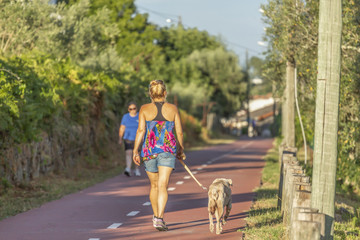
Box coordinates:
[208,178,233,234]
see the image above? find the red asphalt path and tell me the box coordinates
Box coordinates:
[0,137,273,240]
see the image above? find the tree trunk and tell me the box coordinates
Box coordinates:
[311,0,342,239]
[284,60,295,147]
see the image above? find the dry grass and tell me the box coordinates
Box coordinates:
[0,146,124,221]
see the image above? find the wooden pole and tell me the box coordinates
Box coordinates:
[311,0,342,238]
[284,61,296,147]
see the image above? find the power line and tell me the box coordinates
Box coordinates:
[137,5,178,19]
[137,5,191,28]
[137,5,263,55]
[224,40,261,54]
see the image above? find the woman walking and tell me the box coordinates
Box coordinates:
[132,80,185,231]
[119,101,141,177]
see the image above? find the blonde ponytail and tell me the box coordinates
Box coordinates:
[149,80,166,100]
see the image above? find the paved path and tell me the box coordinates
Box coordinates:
[0,137,273,240]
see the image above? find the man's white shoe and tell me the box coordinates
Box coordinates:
[134,169,141,176]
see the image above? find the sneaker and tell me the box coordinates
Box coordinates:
[134,168,141,177]
[124,168,131,177]
[154,217,168,231]
[152,215,159,227]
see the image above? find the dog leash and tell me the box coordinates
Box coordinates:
[178,155,207,191]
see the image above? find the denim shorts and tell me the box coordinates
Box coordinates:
[144,152,176,172]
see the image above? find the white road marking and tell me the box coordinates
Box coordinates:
[168,187,176,191]
[89,238,100,240]
[142,201,151,206]
[107,223,122,229]
[196,167,203,170]
[241,141,253,149]
[176,181,184,185]
[208,142,254,163]
[127,211,140,216]
[180,142,254,188]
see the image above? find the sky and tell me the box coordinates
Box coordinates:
[135,0,268,66]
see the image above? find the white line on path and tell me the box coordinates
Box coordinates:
[127,211,140,216]
[89,238,100,240]
[208,141,254,163]
[202,164,208,167]
[168,187,176,191]
[184,176,191,179]
[176,181,184,185]
[196,167,203,170]
[240,141,254,149]
[107,223,122,229]
[142,201,151,206]
[192,171,198,174]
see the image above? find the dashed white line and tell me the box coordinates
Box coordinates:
[127,211,140,216]
[207,142,254,163]
[92,140,253,240]
[240,141,253,149]
[196,167,203,170]
[107,223,122,229]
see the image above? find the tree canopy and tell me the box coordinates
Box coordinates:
[262,0,360,194]
[0,0,247,183]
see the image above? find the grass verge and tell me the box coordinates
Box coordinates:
[241,140,285,239]
[0,146,124,221]
[242,139,360,239]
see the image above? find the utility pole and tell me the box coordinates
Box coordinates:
[245,51,251,130]
[284,59,295,147]
[178,16,182,26]
[311,0,342,239]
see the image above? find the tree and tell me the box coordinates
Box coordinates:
[263,0,360,197]
[261,0,300,147]
[158,25,222,62]
[311,0,342,239]
[170,47,246,117]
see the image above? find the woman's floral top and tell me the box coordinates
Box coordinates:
[141,120,177,161]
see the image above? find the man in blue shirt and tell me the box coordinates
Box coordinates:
[119,102,140,176]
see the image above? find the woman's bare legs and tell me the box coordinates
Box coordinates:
[157,166,172,218]
[146,171,159,216]
[146,166,173,218]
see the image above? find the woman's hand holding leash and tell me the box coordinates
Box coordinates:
[176,147,184,161]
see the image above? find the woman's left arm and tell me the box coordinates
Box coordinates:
[133,106,146,166]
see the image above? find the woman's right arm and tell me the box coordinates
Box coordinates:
[133,106,146,166]
[174,107,185,160]
[118,124,125,145]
